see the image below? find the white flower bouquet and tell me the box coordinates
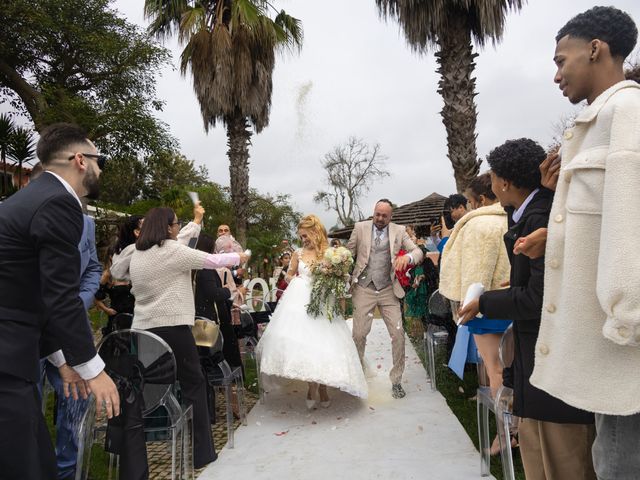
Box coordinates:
[306,246,353,321]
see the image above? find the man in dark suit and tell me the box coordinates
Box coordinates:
[0,123,120,479]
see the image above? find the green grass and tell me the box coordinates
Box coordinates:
[406,331,525,480]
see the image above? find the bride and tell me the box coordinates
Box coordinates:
[256,215,368,408]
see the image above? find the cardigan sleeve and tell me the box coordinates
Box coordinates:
[459,221,507,299]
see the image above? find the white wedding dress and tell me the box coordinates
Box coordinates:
[256,256,368,398]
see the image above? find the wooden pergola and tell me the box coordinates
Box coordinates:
[329,192,447,239]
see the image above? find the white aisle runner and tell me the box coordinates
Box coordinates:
[199,319,492,480]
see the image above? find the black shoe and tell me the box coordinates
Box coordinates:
[392,384,406,399]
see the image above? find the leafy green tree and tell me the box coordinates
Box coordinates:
[143,151,210,199]
[8,126,36,189]
[144,0,303,244]
[376,0,524,193]
[0,0,174,160]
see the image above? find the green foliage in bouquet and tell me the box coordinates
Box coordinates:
[307,247,354,321]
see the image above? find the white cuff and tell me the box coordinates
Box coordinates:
[72,354,106,380]
[47,350,66,367]
[404,253,413,264]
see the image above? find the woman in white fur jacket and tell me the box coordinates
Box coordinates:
[439,173,511,396]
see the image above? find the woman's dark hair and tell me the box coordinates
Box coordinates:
[556,6,637,59]
[195,233,215,254]
[136,207,175,251]
[468,173,496,201]
[114,215,144,254]
[487,138,546,191]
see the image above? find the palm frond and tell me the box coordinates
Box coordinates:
[0,114,16,146]
[8,127,36,164]
[179,6,207,45]
[274,10,303,52]
[144,0,190,39]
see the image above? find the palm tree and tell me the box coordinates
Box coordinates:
[376,0,525,193]
[9,126,36,190]
[0,114,15,196]
[144,0,303,244]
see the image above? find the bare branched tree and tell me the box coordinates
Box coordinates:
[314,137,390,227]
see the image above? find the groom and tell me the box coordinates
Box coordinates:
[347,199,423,398]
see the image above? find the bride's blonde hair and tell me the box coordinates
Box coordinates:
[298,214,329,258]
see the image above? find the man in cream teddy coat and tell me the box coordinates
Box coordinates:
[529,7,640,479]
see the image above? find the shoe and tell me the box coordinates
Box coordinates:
[320,399,331,408]
[306,398,317,409]
[391,384,406,399]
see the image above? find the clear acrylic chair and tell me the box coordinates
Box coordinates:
[476,323,515,480]
[79,329,194,480]
[196,317,247,449]
[423,289,452,391]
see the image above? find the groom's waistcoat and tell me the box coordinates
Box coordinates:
[359,232,391,290]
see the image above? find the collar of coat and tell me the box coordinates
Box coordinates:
[447,202,506,245]
[576,80,640,124]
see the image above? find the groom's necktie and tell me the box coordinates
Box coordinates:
[374,228,383,246]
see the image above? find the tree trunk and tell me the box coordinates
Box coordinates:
[225,109,251,245]
[17,161,22,190]
[436,15,481,194]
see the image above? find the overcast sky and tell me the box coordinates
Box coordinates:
[113,0,639,228]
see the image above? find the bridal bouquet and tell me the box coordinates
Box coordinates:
[307,246,354,321]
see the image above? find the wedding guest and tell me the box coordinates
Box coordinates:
[95,215,143,334]
[272,251,291,302]
[459,138,596,480]
[0,123,119,478]
[127,207,247,468]
[526,8,640,480]
[440,172,511,395]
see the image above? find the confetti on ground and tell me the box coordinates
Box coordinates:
[311,420,317,425]
[336,416,342,420]
[274,430,289,436]
[256,421,262,426]
[377,364,382,369]
[331,426,337,431]
[369,406,375,411]
[418,425,424,432]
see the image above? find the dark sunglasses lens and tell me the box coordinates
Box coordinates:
[97,155,107,170]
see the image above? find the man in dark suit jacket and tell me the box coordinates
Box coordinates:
[0,123,120,479]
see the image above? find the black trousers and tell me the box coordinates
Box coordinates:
[148,326,217,468]
[0,371,57,479]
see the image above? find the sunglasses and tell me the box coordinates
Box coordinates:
[68,152,108,171]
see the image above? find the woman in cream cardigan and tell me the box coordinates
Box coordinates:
[121,206,248,468]
[439,173,511,396]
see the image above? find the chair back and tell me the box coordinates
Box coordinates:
[498,324,514,368]
[98,329,176,416]
[426,289,452,326]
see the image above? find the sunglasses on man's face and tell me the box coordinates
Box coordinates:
[68,153,108,171]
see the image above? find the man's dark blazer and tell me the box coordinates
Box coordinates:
[0,172,98,382]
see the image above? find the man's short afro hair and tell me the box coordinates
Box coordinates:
[556,6,637,59]
[487,138,546,191]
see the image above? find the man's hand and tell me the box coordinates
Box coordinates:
[87,371,120,419]
[394,254,411,271]
[105,307,117,316]
[513,228,548,259]
[193,202,205,225]
[457,299,480,325]
[540,151,561,191]
[59,364,89,401]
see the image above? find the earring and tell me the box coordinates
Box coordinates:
[502,188,506,192]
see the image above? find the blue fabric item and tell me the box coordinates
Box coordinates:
[448,325,479,380]
[42,360,89,479]
[78,215,102,311]
[437,236,449,254]
[466,316,512,335]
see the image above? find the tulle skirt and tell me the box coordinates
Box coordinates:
[256,276,368,398]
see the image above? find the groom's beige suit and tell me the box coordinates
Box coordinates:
[347,220,423,384]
